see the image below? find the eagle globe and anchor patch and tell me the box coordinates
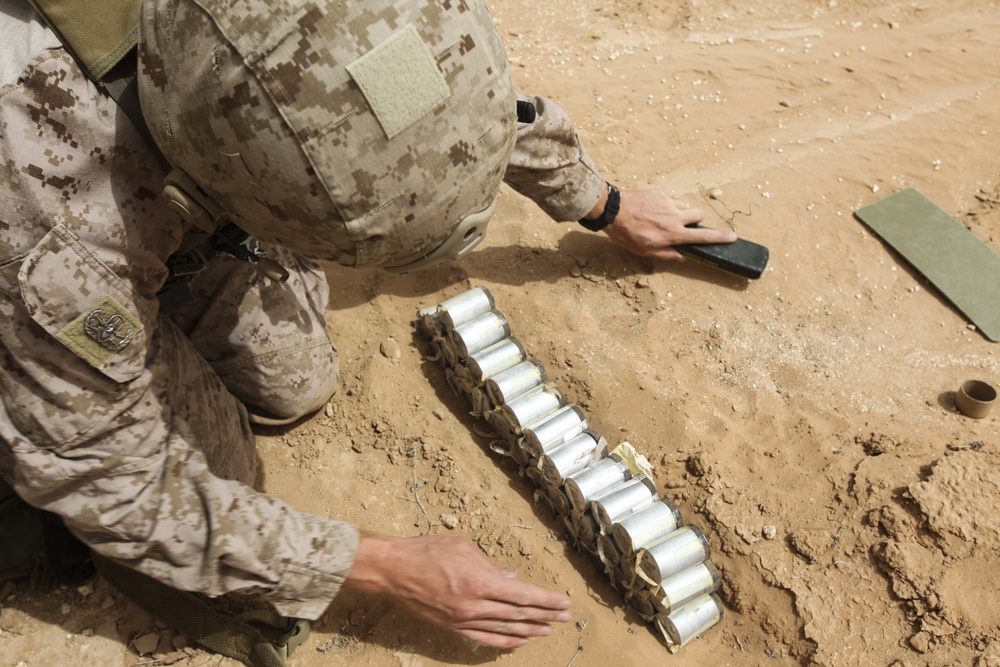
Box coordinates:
[56,295,143,369]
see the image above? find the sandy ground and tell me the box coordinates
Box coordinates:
[3,0,1000,666]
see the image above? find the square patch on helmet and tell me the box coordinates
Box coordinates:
[347,24,450,139]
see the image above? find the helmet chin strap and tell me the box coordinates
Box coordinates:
[162,168,289,283]
[386,197,498,274]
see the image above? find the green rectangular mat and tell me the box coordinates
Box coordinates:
[855,188,1000,342]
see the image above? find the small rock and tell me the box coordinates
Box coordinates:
[76,584,94,597]
[380,338,401,359]
[762,525,777,540]
[686,452,710,477]
[910,631,931,653]
[81,628,95,637]
[60,603,73,615]
[569,266,583,278]
[133,632,160,656]
[440,514,459,529]
[788,529,831,562]
[101,596,115,609]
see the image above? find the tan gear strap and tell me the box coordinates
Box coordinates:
[27,0,141,81]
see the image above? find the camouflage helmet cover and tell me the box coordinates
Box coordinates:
[138,0,517,268]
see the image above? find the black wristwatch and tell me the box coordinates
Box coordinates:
[578,183,621,232]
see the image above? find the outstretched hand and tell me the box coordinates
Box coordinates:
[344,532,572,648]
[600,188,737,260]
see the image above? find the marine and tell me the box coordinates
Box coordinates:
[0,0,735,653]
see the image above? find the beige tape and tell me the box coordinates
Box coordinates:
[611,441,654,479]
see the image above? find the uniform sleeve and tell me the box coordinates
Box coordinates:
[0,48,357,621]
[503,93,608,222]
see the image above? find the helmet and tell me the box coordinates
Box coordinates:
[138,0,517,269]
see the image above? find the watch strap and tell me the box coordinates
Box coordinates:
[578,184,621,232]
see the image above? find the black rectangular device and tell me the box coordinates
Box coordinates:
[675,225,769,279]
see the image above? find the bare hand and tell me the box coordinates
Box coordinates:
[602,188,737,260]
[344,533,572,648]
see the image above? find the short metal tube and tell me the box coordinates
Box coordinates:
[657,593,724,651]
[485,359,547,406]
[564,455,633,512]
[450,310,510,360]
[438,286,495,331]
[652,562,721,616]
[591,475,659,534]
[467,337,527,385]
[522,405,587,459]
[563,514,580,545]
[470,386,491,418]
[639,526,711,587]
[628,588,656,622]
[574,510,600,546]
[544,483,571,517]
[416,306,442,340]
[500,384,565,434]
[532,488,555,516]
[597,533,621,572]
[539,430,607,487]
[509,438,531,467]
[612,499,684,558]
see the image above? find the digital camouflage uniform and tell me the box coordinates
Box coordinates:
[0,0,604,621]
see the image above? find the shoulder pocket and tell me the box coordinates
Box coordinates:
[18,225,153,384]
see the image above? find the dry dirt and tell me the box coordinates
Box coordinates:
[2,0,999,666]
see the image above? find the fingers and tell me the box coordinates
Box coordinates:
[483,573,571,612]
[457,628,529,649]
[460,597,573,624]
[459,618,555,638]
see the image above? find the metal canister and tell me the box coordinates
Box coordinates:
[544,483,572,517]
[467,337,527,386]
[438,286,495,331]
[563,514,580,546]
[470,386,491,418]
[591,475,659,535]
[639,526,711,587]
[450,310,510,360]
[657,592,724,651]
[653,561,722,616]
[522,405,587,459]
[628,588,656,622]
[564,455,633,512]
[596,533,621,573]
[522,463,544,488]
[444,368,470,397]
[488,408,516,445]
[539,430,607,487]
[532,488,556,516]
[509,438,531,467]
[440,336,458,368]
[574,510,600,546]
[612,499,684,559]
[485,359,548,406]
[416,305,442,340]
[499,384,565,435]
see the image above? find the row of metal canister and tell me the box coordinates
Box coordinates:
[417,286,723,652]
